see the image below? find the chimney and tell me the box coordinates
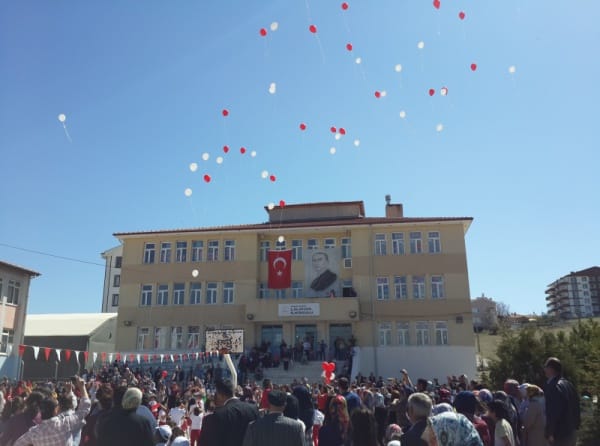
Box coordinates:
[385,195,403,218]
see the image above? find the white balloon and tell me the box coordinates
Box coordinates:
[277,235,285,243]
[189,162,198,172]
[329,147,336,155]
[267,202,275,210]
[192,269,199,278]
[354,139,360,147]
[335,133,342,141]
[251,150,257,157]
[394,64,402,72]
[399,110,407,119]
[270,22,279,31]
[261,170,269,179]
[436,123,444,132]
[381,90,387,97]
[269,82,277,94]
[417,41,425,49]
[58,114,66,123]
[508,65,516,74]
[202,152,210,161]
[184,188,193,197]
[355,57,362,64]
[440,87,448,96]
[216,156,224,164]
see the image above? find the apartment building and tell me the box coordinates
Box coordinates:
[546,266,600,319]
[112,199,477,379]
[101,245,122,313]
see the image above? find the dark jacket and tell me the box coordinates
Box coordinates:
[310,270,337,291]
[544,376,580,440]
[242,412,304,446]
[400,419,428,446]
[96,407,153,446]
[201,398,259,446]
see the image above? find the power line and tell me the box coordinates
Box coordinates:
[0,242,104,267]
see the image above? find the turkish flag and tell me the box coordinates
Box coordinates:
[268,250,292,289]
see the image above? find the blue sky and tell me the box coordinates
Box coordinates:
[1,1,598,315]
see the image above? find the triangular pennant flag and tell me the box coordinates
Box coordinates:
[83,351,89,363]
[18,345,26,357]
[136,354,141,364]
[128,353,135,363]
[170,354,174,363]
[6,344,12,355]
[183,354,188,361]
[115,353,121,362]
[101,352,107,362]
[143,354,149,362]
[55,349,62,361]
[108,353,113,363]
[65,349,72,362]
[33,346,40,360]
[74,351,81,364]
[43,347,51,361]
[93,352,98,363]
[160,354,164,363]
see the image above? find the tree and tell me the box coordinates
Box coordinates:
[495,301,511,318]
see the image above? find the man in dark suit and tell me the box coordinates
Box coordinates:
[201,379,259,446]
[543,357,580,446]
[310,251,337,292]
[243,390,304,446]
[400,392,431,446]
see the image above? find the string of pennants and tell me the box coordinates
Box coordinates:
[18,344,229,365]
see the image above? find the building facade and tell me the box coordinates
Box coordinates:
[545,266,600,319]
[0,260,40,379]
[113,200,477,379]
[101,245,123,313]
[471,294,498,331]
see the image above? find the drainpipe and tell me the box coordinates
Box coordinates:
[369,226,378,376]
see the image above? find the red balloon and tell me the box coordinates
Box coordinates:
[428,88,435,96]
[279,200,286,207]
[161,370,168,378]
[330,126,337,133]
[459,11,466,20]
[222,109,229,117]
[260,28,267,37]
[433,0,440,9]
[470,63,477,71]
[339,128,346,135]
[341,2,349,10]
[203,174,211,183]
[269,175,276,182]
[223,145,230,153]
[346,43,353,51]
[240,147,246,154]
[374,91,381,98]
[309,24,317,34]
[299,123,307,131]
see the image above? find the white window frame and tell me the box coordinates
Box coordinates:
[275,289,286,299]
[160,242,172,263]
[176,241,187,262]
[394,276,408,300]
[428,232,441,254]
[187,326,201,349]
[7,280,20,304]
[431,275,445,299]
[416,321,430,345]
[189,282,202,304]
[397,322,410,345]
[173,283,185,305]
[323,238,336,249]
[435,321,448,345]
[307,239,318,250]
[137,327,150,351]
[410,232,422,254]
[223,282,234,304]
[259,282,270,299]
[376,277,390,300]
[141,285,153,306]
[224,240,235,261]
[113,274,120,287]
[378,322,392,346]
[111,293,119,306]
[413,276,425,299]
[292,240,303,260]
[171,326,183,350]
[143,243,155,264]
[206,282,217,304]
[207,240,219,262]
[392,232,405,255]
[292,281,303,298]
[154,327,168,350]
[260,241,270,262]
[191,240,204,262]
[157,284,169,306]
[341,237,351,259]
[374,233,387,256]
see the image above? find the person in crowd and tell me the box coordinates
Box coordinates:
[81,383,113,446]
[154,425,172,446]
[1,390,48,446]
[318,395,351,446]
[453,391,491,446]
[168,399,187,428]
[350,408,379,446]
[385,424,402,445]
[96,387,154,446]
[339,377,362,415]
[420,411,483,446]
[242,389,304,446]
[14,377,91,446]
[487,400,515,446]
[0,396,24,436]
[521,384,546,446]
[503,379,523,445]
[400,392,432,446]
[188,406,203,446]
[136,393,157,431]
[168,426,190,446]
[542,357,580,446]
[200,379,259,446]
[293,385,315,444]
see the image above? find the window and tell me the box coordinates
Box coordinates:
[258,282,270,299]
[397,322,410,345]
[160,242,172,263]
[176,241,187,262]
[141,285,153,306]
[173,283,185,305]
[207,240,219,261]
[189,282,202,304]
[341,237,351,259]
[157,284,169,305]
[292,240,303,260]
[223,282,234,304]
[431,276,445,299]
[187,326,201,349]
[428,232,441,253]
[206,282,217,304]
[143,243,155,264]
[260,241,270,262]
[307,239,318,250]
[113,274,120,287]
[416,321,430,345]
[7,280,20,305]
[0,329,14,354]
[275,289,287,299]
[154,327,168,350]
[224,240,235,261]
[292,281,303,298]
[171,327,183,349]
[275,238,286,250]
[413,276,425,299]
[324,238,336,249]
[435,321,448,345]
[394,276,408,300]
[378,323,392,346]
[137,328,150,351]
[392,233,405,255]
[410,232,422,254]
[114,256,122,268]
[377,277,390,300]
[111,294,119,306]
[374,234,387,256]
[191,240,204,262]
[342,280,356,297]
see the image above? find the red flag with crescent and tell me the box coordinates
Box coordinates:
[268,249,292,289]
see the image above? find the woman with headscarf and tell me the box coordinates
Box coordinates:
[421,411,483,446]
[350,408,378,446]
[521,385,546,446]
[318,395,351,446]
[293,386,315,445]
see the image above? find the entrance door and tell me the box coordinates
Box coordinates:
[329,323,352,360]
[295,324,317,359]
[261,325,283,356]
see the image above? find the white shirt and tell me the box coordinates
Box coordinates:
[169,407,187,426]
[189,412,203,430]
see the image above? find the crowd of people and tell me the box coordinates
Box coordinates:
[0,355,584,446]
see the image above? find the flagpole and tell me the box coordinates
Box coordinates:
[222,349,237,388]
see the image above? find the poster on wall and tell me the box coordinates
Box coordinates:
[205,329,244,353]
[304,247,341,298]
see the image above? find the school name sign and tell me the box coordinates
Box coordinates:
[278,303,320,317]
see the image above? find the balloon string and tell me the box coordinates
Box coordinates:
[304,0,313,22]
[315,35,326,65]
[62,123,72,143]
